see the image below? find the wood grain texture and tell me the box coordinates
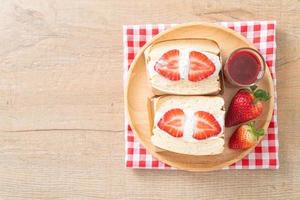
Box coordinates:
[0,0,299,199]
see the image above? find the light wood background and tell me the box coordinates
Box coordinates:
[0,0,299,199]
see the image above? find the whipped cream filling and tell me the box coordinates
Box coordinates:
[182,108,195,141]
[154,108,224,142]
[147,49,222,80]
[178,50,190,80]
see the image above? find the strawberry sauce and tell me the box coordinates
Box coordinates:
[224,48,264,86]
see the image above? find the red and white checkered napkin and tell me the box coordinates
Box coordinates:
[123,21,279,170]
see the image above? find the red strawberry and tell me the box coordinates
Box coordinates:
[225,85,270,127]
[192,111,221,140]
[154,49,180,81]
[229,122,264,149]
[157,108,184,137]
[188,51,216,82]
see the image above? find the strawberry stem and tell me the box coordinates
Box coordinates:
[250,85,258,92]
[248,121,255,127]
[249,85,270,102]
[248,121,264,139]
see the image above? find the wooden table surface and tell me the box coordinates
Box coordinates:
[0,0,299,199]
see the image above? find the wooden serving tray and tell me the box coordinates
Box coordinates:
[125,22,274,171]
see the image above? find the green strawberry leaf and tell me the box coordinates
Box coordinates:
[254,89,270,101]
[248,122,264,139]
[256,128,265,136]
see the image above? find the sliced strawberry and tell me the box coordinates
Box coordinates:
[157,108,184,137]
[154,49,180,81]
[193,111,221,140]
[188,51,216,82]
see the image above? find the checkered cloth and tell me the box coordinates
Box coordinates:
[123,21,279,170]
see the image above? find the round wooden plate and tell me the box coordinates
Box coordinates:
[125,22,274,171]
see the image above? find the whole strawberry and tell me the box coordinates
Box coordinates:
[225,85,270,127]
[229,122,264,149]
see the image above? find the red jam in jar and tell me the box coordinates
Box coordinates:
[224,48,265,86]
